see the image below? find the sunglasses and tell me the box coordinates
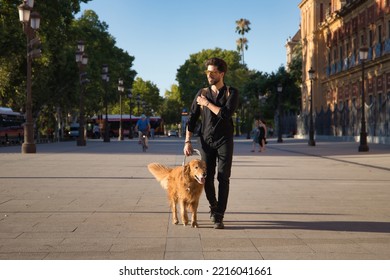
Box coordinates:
[204,70,220,75]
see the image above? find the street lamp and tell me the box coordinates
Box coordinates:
[308,67,316,146]
[142,100,146,114]
[235,111,240,136]
[358,47,369,152]
[136,93,141,114]
[18,0,41,153]
[75,41,88,146]
[245,98,250,139]
[101,64,110,142]
[277,84,283,143]
[127,89,133,139]
[118,78,124,140]
[258,92,269,118]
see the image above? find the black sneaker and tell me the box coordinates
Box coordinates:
[209,211,215,223]
[213,215,224,229]
[209,204,218,223]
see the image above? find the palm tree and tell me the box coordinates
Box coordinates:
[235,18,251,65]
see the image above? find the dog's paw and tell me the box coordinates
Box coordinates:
[191,221,198,228]
[173,219,179,225]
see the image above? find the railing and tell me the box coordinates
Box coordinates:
[296,97,390,140]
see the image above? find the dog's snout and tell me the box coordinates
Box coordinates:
[203,172,207,177]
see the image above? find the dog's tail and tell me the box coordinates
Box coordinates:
[147,163,172,189]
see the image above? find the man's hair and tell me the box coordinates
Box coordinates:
[205,57,228,73]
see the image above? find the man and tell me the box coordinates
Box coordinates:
[93,124,100,139]
[183,57,239,229]
[135,114,150,147]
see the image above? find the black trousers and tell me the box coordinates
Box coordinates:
[200,138,234,217]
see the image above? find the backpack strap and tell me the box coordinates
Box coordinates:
[226,86,230,98]
[200,86,230,110]
[200,87,209,110]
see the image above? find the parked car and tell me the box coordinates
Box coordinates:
[68,123,79,138]
[167,130,178,137]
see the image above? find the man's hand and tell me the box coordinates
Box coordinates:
[183,142,193,156]
[196,95,209,107]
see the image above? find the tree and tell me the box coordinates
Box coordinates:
[0,1,138,139]
[0,0,92,111]
[130,77,162,116]
[73,10,136,119]
[235,18,251,65]
[160,84,183,125]
[0,0,93,139]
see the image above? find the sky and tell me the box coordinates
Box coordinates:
[78,0,302,94]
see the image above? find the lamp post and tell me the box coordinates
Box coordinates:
[258,92,268,118]
[18,0,41,153]
[127,89,133,139]
[235,112,240,136]
[142,100,146,114]
[308,67,316,146]
[118,78,124,140]
[75,41,88,146]
[258,93,262,120]
[136,93,140,114]
[277,84,283,143]
[245,98,250,139]
[358,47,369,152]
[101,64,110,142]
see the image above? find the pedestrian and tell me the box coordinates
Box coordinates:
[93,124,100,139]
[268,125,274,138]
[183,57,239,229]
[251,119,260,152]
[150,127,155,139]
[258,119,267,152]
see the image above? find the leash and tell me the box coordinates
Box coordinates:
[182,148,201,166]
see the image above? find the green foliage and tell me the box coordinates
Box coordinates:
[129,77,162,116]
[288,42,303,88]
[73,10,136,118]
[160,84,183,124]
[235,18,251,64]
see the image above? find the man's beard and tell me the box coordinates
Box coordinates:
[208,77,220,85]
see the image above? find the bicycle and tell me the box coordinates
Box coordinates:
[140,131,148,152]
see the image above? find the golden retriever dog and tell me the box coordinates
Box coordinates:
[147,159,207,228]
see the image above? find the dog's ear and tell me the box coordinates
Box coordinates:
[183,163,191,179]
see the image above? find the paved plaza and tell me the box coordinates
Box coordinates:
[0,137,390,260]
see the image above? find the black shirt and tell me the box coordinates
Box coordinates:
[187,85,239,148]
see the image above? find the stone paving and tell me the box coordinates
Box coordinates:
[0,137,389,260]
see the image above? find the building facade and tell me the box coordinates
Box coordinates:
[299,0,390,143]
